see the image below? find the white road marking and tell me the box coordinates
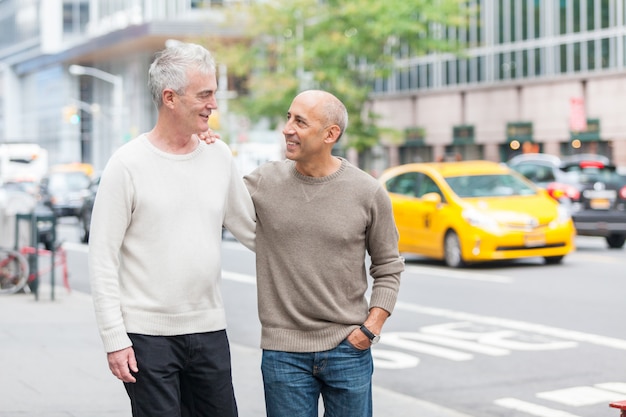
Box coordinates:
[380,332,474,361]
[596,382,626,394]
[404,264,514,283]
[536,386,625,406]
[420,322,578,351]
[383,332,509,356]
[395,302,626,350]
[478,330,577,351]
[371,349,420,369]
[494,397,582,417]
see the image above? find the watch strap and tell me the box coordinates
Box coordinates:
[360,324,377,340]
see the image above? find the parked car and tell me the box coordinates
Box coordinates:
[1,178,41,197]
[77,174,100,243]
[39,167,91,218]
[379,160,575,267]
[508,153,626,248]
[507,153,610,187]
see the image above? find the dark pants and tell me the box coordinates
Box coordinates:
[124,331,238,417]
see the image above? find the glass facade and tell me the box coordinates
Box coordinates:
[0,0,40,51]
[374,0,624,94]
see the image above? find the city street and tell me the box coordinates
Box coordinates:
[58,220,626,417]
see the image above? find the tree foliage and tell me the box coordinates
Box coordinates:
[205,0,472,152]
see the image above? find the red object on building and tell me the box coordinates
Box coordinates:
[569,97,587,132]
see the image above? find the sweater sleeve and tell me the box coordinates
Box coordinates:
[223,159,256,252]
[367,185,404,315]
[88,157,134,353]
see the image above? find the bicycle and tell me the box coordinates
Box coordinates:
[0,246,29,295]
[0,243,69,296]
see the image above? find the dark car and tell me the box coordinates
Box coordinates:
[508,153,626,248]
[77,174,100,243]
[39,170,91,218]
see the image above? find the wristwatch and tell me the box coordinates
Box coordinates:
[360,325,380,344]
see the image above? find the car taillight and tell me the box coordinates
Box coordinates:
[620,186,626,200]
[546,182,580,201]
[579,160,605,169]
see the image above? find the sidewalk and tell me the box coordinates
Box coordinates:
[0,286,472,417]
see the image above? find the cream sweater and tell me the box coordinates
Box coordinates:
[245,158,403,352]
[89,135,255,353]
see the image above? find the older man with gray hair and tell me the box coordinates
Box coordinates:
[89,42,255,417]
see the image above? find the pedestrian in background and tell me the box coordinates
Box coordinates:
[244,89,404,417]
[88,42,255,417]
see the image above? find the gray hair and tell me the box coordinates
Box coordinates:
[148,42,216,108]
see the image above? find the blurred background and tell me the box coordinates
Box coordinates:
[1,0,626,180]
[2,4,626,416]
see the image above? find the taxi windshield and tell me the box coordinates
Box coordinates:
[445,174,537,198]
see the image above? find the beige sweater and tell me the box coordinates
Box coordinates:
[89,135,256,353]
[245,158,403,352]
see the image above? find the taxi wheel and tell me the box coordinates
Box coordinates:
[544,255,564,265]
[444,231,464,268]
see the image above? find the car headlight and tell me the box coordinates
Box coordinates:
[462,208,500,232]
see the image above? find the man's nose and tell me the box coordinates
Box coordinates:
[282,120,295,135]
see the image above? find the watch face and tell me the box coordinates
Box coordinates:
[371,335,380,344]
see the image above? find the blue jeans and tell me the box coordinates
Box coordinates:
[261,340,373,417]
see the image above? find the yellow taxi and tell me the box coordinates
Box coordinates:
[379,160,576,267]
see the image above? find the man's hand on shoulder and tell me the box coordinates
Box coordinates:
[196,128,220,145]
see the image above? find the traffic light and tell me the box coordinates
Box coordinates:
[62,105,80,124]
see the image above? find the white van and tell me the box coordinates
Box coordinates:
[0,143,49,185]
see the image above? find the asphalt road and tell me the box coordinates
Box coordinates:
[59,220,626,417]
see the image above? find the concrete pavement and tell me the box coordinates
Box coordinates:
[0,284,473,417]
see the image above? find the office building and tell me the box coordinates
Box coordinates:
[371,0,626,167]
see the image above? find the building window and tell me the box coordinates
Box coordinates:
[63,1,89,34]
[453,125,474,146]
[571,118,601,143]
[507,122,533,148]
[405,127,426,146]
[372,1,624,93]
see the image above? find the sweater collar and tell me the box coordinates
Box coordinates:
[289,157,347,184]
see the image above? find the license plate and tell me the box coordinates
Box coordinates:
[525,233,545,247]
[590,198,611,210]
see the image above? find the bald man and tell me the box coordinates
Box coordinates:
[244,90,404,417]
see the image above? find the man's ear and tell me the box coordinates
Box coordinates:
[162,89,176,108]
[324,125,341,144]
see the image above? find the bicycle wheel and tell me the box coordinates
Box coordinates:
[0,248,29,295]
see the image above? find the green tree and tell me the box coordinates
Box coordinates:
[206,0,471,152]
